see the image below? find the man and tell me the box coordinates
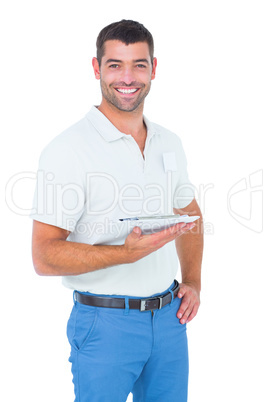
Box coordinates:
[31,20,203,401]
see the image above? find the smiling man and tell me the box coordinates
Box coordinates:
[31,20,203,401]
[96,41,155,113]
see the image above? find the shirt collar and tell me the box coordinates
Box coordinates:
[86,106,157,142]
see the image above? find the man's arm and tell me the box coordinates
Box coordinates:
[32,219,195,276]
[173,198,204,324]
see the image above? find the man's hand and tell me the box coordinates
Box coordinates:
[177,282,200,324]
[32,220,195,276]
[124,222,196,263]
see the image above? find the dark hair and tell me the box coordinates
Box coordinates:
[96,19,154,66]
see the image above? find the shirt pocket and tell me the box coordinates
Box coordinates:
[162,152,178,172]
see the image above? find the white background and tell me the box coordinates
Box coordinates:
[1,0,267,401]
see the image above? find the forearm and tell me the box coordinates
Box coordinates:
[33,239,130,276]
[32,218,195,277]
[175,217,203,292]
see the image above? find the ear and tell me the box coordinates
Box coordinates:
[92,57,101,80]
[151,57,157,80]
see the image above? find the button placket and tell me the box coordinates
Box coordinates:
[143,133,154,174]
[124,136,145,172]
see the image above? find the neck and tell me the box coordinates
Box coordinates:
[97,100,146,137]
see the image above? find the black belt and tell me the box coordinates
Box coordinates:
[75,280,179,312]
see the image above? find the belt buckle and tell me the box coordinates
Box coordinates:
[140,296,163,312]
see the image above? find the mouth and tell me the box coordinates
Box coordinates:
[115,88,140,95]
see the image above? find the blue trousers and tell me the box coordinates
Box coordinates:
[67,283,189,401]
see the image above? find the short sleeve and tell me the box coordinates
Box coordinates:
[173,138,195,209]
[30,137,85,231]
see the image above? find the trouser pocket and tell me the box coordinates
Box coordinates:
[67,302,99,351]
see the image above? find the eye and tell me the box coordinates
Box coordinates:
[109,64,119,69]
[136,64,146,68]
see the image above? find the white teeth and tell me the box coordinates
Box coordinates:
[116,88,138,94]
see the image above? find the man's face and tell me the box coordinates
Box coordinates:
[93,40,157,113]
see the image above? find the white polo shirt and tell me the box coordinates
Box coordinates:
[30,106,194,296]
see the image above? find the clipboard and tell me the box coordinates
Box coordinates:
[118,214,200,235]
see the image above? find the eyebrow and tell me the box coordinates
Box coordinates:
[105,59,121,64]
[134,59,150,64]
[105,58,150,65]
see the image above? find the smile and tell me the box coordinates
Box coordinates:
[115,88,139,94]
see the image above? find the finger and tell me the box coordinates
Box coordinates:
[180,303,195,324]
[185,303,200,324]
[171,222,196,235]
[173,223,196,240]
[151,222,193,247]
[176,296,190,319]
[177,285,187,299]
[129,226,142,239]
[133,223,185,243]
[155,221,193,237]
[150,223,186,242]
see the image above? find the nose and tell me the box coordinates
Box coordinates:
[119,66,135,85]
